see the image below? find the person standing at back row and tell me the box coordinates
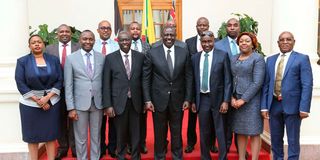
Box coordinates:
[261,31,313,160]
[93,20,119,159]
[46,24,80,159]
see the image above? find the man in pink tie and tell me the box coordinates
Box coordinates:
[93,20,119,159]
[45,24,80,159]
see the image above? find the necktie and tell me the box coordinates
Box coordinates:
[61,44,67,68]
[85,53,93,78]
[167,49,174,78]
[124,54,131,97]
[231,40,238,55]
[197,39,203,52]
[274,53,286,96]
[201,52,209,92]
[102,41,107,55]
[133,41,139,51]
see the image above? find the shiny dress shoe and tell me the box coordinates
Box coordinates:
[140,145,148,154]
[184,145,194,153]
[55,151,68,160]
[210,145,219,153]
[108,150,117,158]
[126,146,132,155]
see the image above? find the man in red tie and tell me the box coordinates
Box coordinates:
[93,20,119,159]
[45,24,80,159]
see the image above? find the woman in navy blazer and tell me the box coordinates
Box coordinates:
[230,32,265,160]
[15,35,63,160]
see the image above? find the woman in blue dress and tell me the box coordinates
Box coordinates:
[230,32,265,160]
[15,35,63,160]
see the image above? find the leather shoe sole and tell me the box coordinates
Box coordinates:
[184,145,194,153]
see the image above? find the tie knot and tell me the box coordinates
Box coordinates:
[231,40,236,44]
[167,49,171,54]
[62,44,68,47]
[281,53,286,57]
[124,54,129,58]
[85,53,91,57]
[204,52,209,57]
[102,41,107,45]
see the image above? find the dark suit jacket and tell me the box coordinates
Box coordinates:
[141,41,151,54]
[191,49,232,111]
[143,45,193,112]
[103,50,145,115]
[45,42,80,59]
[261,51,313,114]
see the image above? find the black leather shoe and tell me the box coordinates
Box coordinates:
[127,146,132,155]
[140,145,148,154]
[210,145,218,153]
[55,151,68,160]
[72,152,77,157]
[108,150,117,158]
[184,145,194,153]
[245,151,249,160]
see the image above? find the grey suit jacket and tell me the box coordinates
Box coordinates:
[230,52,265,102]
[215,37,234,59]
[45,42,80,58]
[64,49,105,111]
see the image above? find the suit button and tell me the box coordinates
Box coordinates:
[169,82,173,85]
[168,91,171,94]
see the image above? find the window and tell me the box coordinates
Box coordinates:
[118,0,182,41]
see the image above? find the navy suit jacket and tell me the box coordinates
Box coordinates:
[191,49,232,111]
[15,53,63,97]
[261,51,313,114]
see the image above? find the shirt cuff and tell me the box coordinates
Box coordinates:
[261,109,268,112]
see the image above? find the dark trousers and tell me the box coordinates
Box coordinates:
[198,94,227,160]
[186,109,216,147]
[270,99,301,160]
[114,98,141,160]
[100,115,117,154]
[153,101,183,160]
[57,92,76,154]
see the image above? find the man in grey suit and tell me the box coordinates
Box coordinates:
[46,24,80,159]
[127,21,151,154]
[103,31,145,160]
[143,26,193,160]
[152,20,187,49]
[64,30,105,160]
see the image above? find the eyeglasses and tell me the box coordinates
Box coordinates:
[99,26,111,31]
[201,31,214,37]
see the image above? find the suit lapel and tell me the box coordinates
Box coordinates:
[158,46,171,80]
[115,51,129,79]
[283,51,297,79]
[195,52,201,89]
[210,50,218,77]
[75,51,90,78]
[130,50,137,79]
[172,46,180,80]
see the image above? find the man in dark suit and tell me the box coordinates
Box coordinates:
[143,26,193,160]
[261,31,313,160]
[214,18,242,154]
[103,31,145,160]
[45,24,80,159]
[184,17,218,154]
[127,21,150,154]
[191,31,231,160]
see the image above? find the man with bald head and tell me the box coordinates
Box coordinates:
[184,17,218,154]
[152,19,187,49]
[94,20,119,158]
[46,24,80,159]
[261,31,313,160]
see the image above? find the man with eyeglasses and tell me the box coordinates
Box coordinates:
[94,20,119,159]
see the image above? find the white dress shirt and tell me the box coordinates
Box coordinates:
[120,49,132,70]
[81,49,94,71]
[58,41,71,62]
[131,39,142,52]
[163,44,175,68]
[200,49,213,93]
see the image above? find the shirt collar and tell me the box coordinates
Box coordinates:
[227,36,237,43]
[163,44,175,53]
[120,49,132,57]
[81,49,94,56]
[202,49,213,56]
[99,38,111,44]
[280,50,292,57]
[59,41,71,47]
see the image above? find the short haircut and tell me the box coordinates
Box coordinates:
[236,32,258,50]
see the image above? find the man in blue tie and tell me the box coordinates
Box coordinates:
[261,31,313,160]
[191,31,232,160]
